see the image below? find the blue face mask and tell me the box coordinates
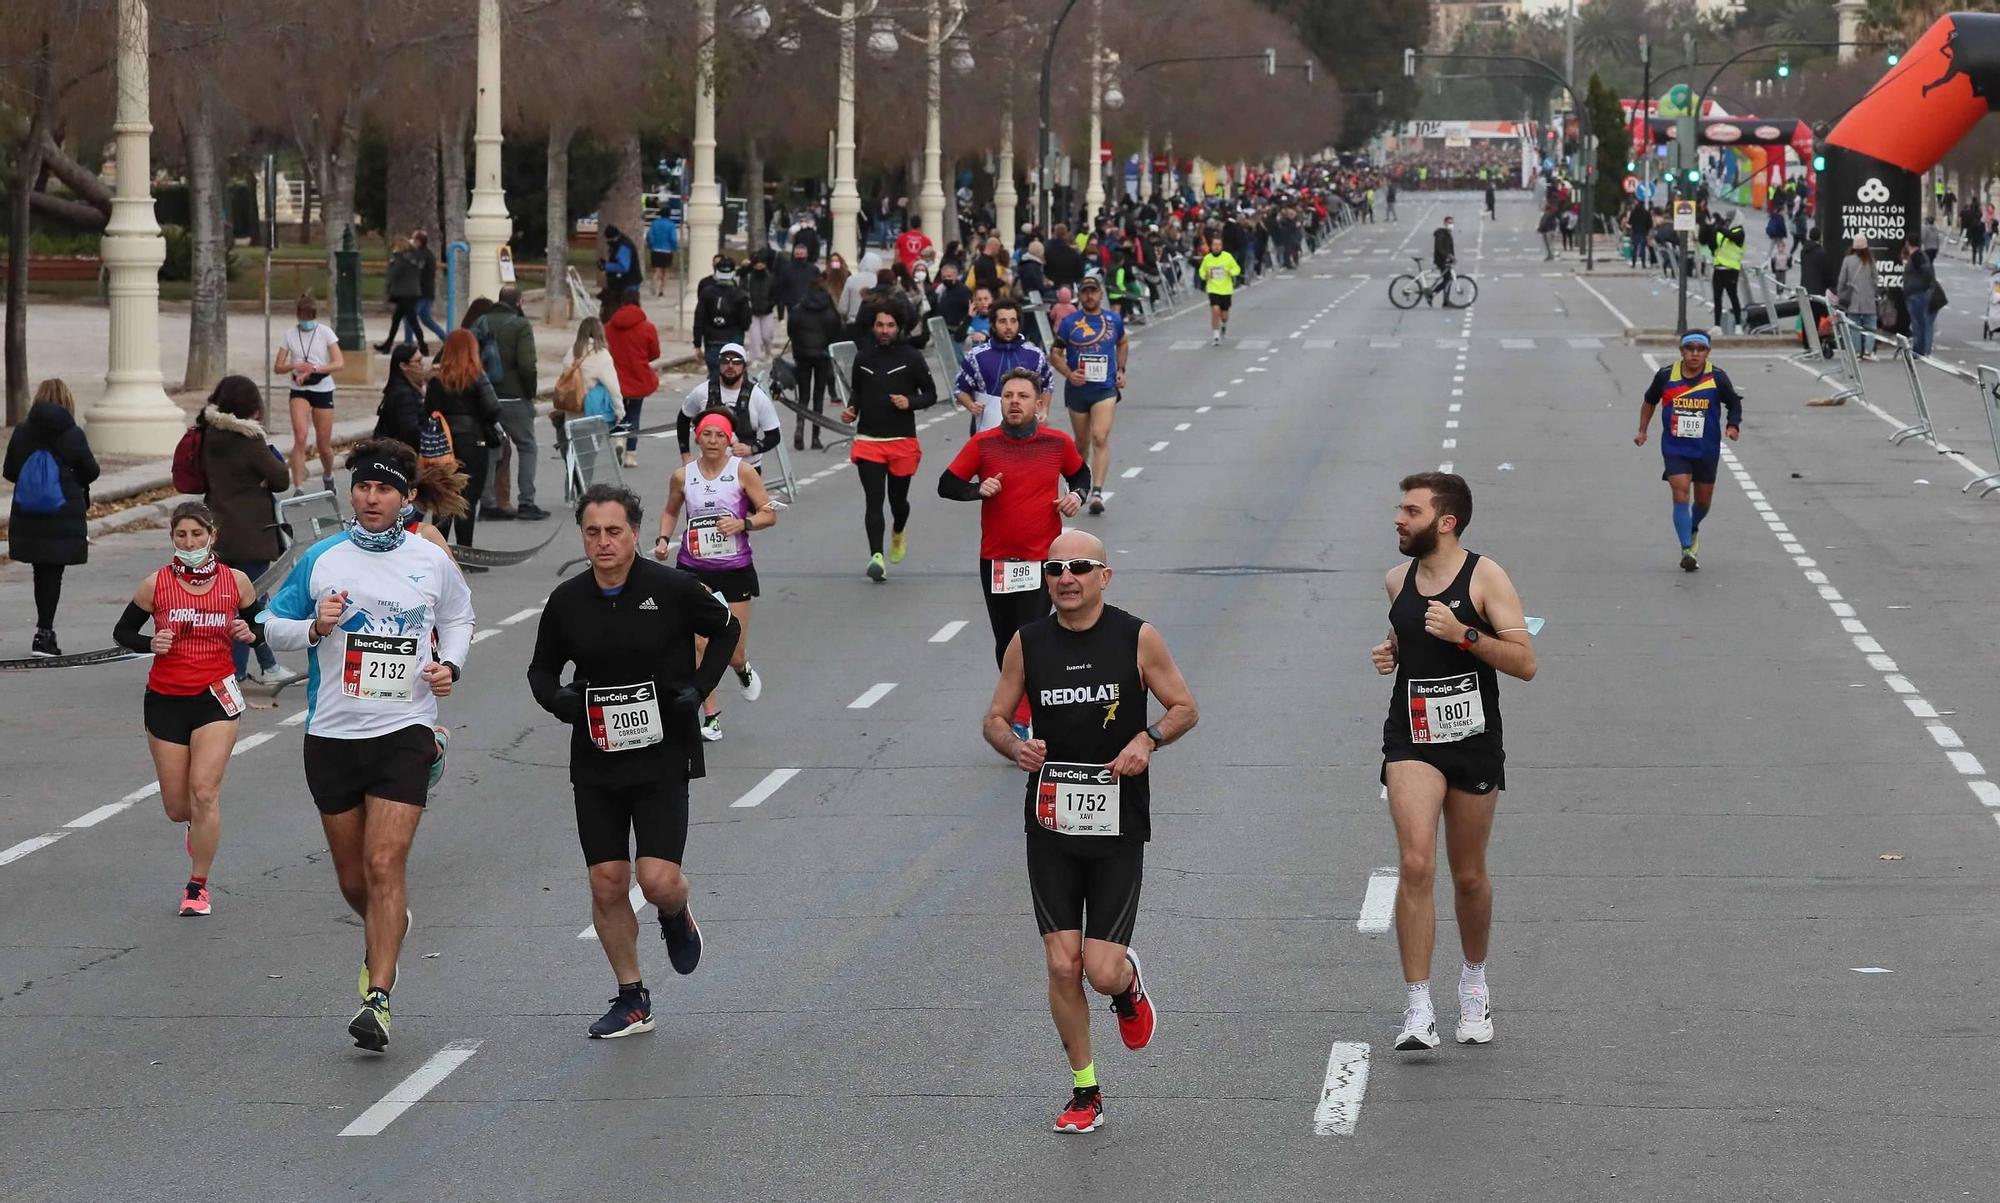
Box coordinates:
[346,517,408,553]
[298,320,318,332]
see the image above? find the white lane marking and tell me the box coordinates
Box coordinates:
[232,731,278,757]
[1905,698,1938,717]
[1929,726,1965,748]
[1448,403,1461,413]
[1438,461,1454,472]
[1441,439,1457,449]
[0,833,67,866]
[1445,420,1459,429]
[1212,390,1228,399]
[470,628,502,645]
[929,620,967,643]
[1313,1042,1372,1136]
[1195,406,1211,414]
[1122,466,1144,478]
[578,882,648,939]
[1174,422,1191,432]
[1970,781,2000,808]
[1851,966,1895,974]
[1230,377,1245,385]
[1574,277,1635,328]
[848,682,897,709]
[1149,441,1170,452]
[338,1040,483,1137]
[67,781,163,829]
[282,709,310,727]
[499,607,542,626]
[1949,751,1985,775]
[1357,868,1397,933]
[732,768,801,809]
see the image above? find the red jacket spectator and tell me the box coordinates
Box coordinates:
[895,225,934,272]
[605,302,661,398]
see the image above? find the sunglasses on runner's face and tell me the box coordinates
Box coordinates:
[1043,558,1108,578]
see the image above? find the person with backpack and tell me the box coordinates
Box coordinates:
[693,259,751,381]
[556,315,622,459]
[473,286,547,520]
[4,378,100,657]
[195,375,298,685]
[427,329,505,545]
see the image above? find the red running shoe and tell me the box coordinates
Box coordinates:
[1110,949,1156,1050]
[1053,1087,1104,1134]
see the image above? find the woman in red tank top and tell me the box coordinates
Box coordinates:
[112,503,263,917]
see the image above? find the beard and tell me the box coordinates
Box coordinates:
[1398,516,1441,558]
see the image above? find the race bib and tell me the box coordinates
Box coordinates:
[1080,353,1111,384]
[1036,761,1121,836]
[990,560,1040,594]
[686,513,737,560]
[342,633,420,702]
[586,681,664,752]
[1208,265,1227,281]
[1407,673,1485,744]
[208,674,245,718]
[1671,410,1706,439]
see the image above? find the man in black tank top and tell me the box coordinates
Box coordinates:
[1371,472,1538,1054]
[984,528,1198,1135]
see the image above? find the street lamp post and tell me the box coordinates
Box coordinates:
[464,0,511,305]
[833,3,862,264]
[94,0,182,455]
[1084,0,1105,218]
[684,0,722,326]
[916,3,973,246]
[1037,0,1085,235]
[995,88,1018,238]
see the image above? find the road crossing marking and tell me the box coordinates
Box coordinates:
[1171,339,1205,350]
[1369,339,1401,349]
[1500,338,1536,349]
[1357,868,1397,932]
[848,682,897,709]
[1305,339,1337,349]
[929,620,967,643]
[1313,1042,1372,1136]
[338,1040,483,1137]
[1566,337,1605,349]
[732,768,801,808]
[1238,338,1271,349]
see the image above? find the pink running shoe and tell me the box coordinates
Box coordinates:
[179,882,211,917]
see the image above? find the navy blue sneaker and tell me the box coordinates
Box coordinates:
[660,905,702,975]
[588,990,655,1039]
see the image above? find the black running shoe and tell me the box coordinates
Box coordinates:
[349,989,391,1052]
[588,989,655,1039]
[660,905,703,975]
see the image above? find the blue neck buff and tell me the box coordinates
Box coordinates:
[347,518,409,552]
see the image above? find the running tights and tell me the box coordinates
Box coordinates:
[856,460,911,555]
[32,563,62,629]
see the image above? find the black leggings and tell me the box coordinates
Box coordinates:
[438,447,490,546]
[1712,268,1742,326]
[855,460,911,555]
[795,356,832,443]
[32,563,63,629]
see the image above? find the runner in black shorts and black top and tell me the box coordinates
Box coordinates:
[530,483,740,1040]
[986,527,1198,1136]
[1371,472,1537,1054]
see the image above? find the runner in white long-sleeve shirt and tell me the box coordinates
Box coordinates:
[263,439,476,1053]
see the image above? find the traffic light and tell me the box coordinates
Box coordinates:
[1812,150,1827,172]
[1887,48,1901,66]
[1663,168,1678,185]
[1776,53,1790,78]
[1687,167,1702,183]
[1626,160,1637,172]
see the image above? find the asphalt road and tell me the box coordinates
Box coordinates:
[3,192,1996,1202]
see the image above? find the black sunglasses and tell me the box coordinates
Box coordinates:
[1043,558,1108,578]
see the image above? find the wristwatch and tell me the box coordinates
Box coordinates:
[1145,722,1166,747]
[1457,628,1481,652]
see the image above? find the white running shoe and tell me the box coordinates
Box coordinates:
[1455,984,1494,1045]
[736,665,763,702]
[260,665,302,686]
[700,712,723,742]
[1394,1007,1440,1051]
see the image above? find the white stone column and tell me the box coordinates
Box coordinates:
[917,0,947,244]
[684,0,722,327]
[93,0,182,455]
[995,89,1018,237]
[1835,0,1864,64]
[831,1,862,266]
[464,0,511,303]
[1138,131,1151,202]
[1084,0,1105,218]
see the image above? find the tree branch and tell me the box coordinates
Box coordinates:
[36,129,112,217]
[27,190,108,230]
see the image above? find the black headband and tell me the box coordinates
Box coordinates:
[351,455,413,495]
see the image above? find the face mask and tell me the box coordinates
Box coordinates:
[173,545,213,568]
[298,319,318,331]
[170,543,219,581]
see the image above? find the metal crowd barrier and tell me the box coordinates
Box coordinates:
[924,315,958,397]
[1967,365,2000,497]
[1887,334,1941,448]
[828,340,858,407]
[563,415,624,500]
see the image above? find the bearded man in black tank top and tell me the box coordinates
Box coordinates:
[1370,472,1538,1053]
[984,528,1198,1135]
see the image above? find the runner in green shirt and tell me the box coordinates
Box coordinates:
[1197,237,1242,347]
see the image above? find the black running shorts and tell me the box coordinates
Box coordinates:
[143,689,238,746]
[1026,829,1144,945]
[1381,734,1506,796]
[304,724,436,814]
[1206,292,1232,312]
[693,565,760,604]
[573,777,690,866]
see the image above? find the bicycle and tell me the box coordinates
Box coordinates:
[1387,256,1478,309]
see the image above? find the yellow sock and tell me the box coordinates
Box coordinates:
[1072,1062,1097,1090]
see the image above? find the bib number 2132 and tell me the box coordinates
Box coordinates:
[343,634,420,702]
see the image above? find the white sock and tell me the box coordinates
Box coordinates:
[1460,961,1486,992]
[1405,980,1432,1015]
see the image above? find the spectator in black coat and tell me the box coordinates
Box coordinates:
[4,379,99,657]
[372,344,429,450]
[785,276,846,450]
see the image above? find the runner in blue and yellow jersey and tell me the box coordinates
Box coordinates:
[1052,276,1127,516]
[1635,331,1744,571]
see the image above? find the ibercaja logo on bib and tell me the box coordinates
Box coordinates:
[591,684,653,706]
[1045,764,1115,786]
